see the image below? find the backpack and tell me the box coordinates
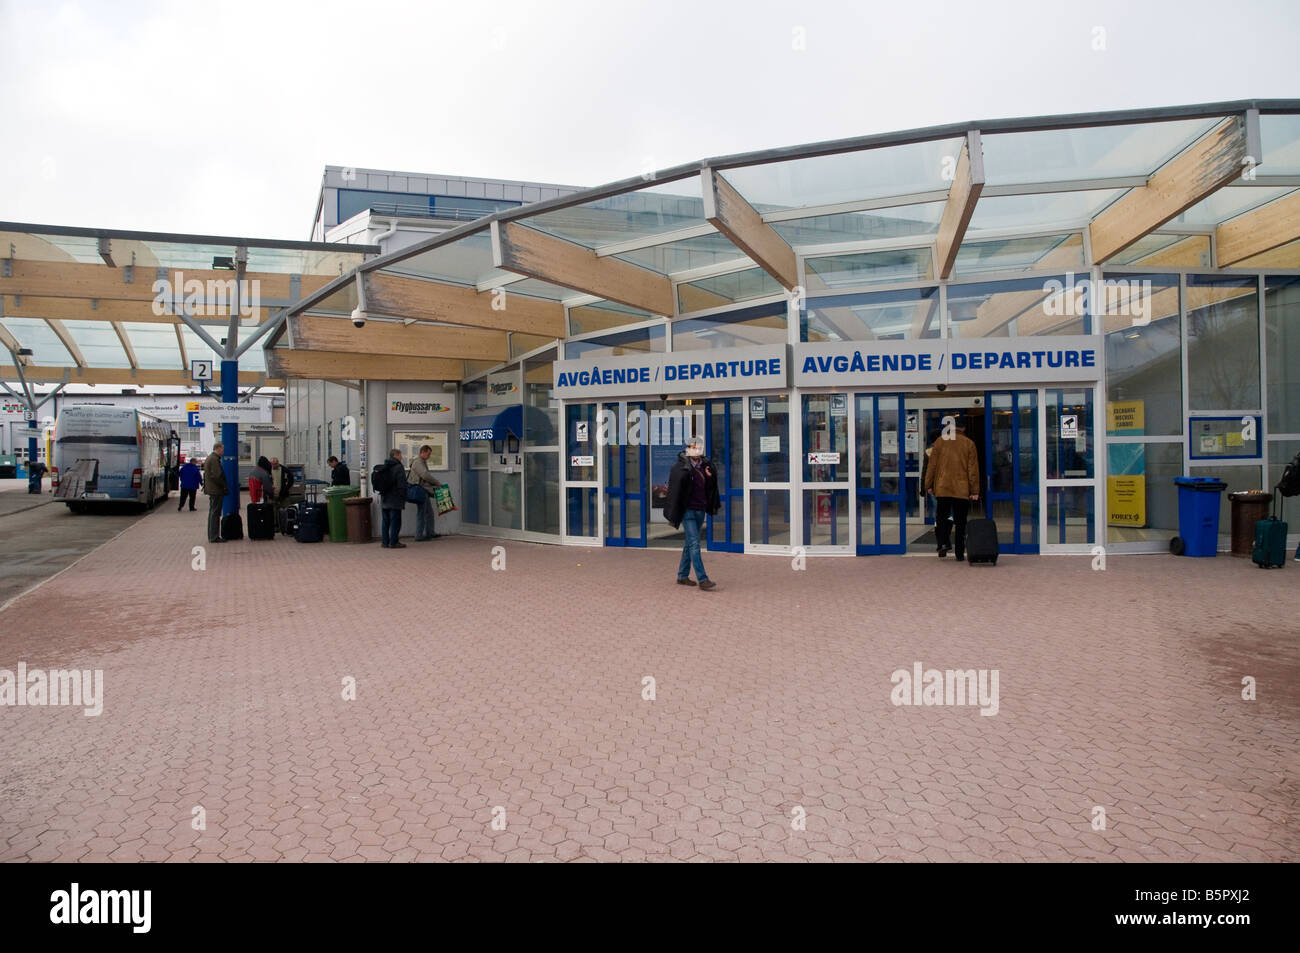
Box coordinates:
[1278,451,1300,498]
[371,462,392,493]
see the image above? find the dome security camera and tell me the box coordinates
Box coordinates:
[350,308,367,328]
[937,383,947,392]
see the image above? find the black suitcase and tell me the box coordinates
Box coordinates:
[278,505,298,537]
[247,502,275,541]
[221,512,244,541]
[965,517,999,565]
[296,502,326,543]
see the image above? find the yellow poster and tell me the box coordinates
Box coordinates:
[1107,475,1147,527]
[1107,401,1145,434]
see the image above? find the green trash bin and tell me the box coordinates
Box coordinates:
[325,485,359,541]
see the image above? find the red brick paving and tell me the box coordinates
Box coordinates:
[0,504,1297,862]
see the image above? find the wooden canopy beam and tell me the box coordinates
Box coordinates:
[266,348,461,381]
[1089,112,1260,264]
[290,313,509,362]
[935,131,985,279]
[110,321,138,369]
[0,259,332,303]
[491,221,675,316]
[363,272,565,337]
[45,319,86,367]
[1215,190,1300,267]
[701,168,798,290]
[1,365,276,387]
[2,295,270,325]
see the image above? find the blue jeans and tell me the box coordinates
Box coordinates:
[382,508,402,546]
[415,495,436,539]
[677,509,708,581]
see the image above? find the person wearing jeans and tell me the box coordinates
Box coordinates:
[376,449,408,549]
[664,436,722,591]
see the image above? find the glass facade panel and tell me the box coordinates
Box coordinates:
[802,393,849,482]
[525,452,559,535]
[1265,276,1300,434]
[677,267,782,313]
[1106,442,1182,544]
[523,348,558,446]
[492,470,522,530]
[461,454,489,524]
[565,403,597,482]
[569,301,655,335]
[530,179,706,247]
[749,489,791,545]
[947,274,1090,338]
[0,317,74,364]
[950,233,1084,279]
[1260,114,1300,174]
[748,395,789,484]
[1186,275,1260,410]
[1046,388,1094,479]
[802,489,850,547]
[566,486,599,538]
[966,191,1124,232]
[1104,273,1182,436]
[804,247,933,292]
[771,203,947,247]
[803,287,939,342]
[1046,486,1094,544]
[672,301,786,350]
[565,324,664,359]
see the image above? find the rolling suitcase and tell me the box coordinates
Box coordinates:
[1252,491,1287,569]
[247,502,275,541]
[296,501,326,543]
[278,504,299,537]
[965,517,999,565]
[221,512,244,541]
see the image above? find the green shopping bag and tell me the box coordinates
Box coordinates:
[434,483,457,515]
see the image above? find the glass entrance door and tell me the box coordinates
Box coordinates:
[705,397,743,552]
[986,390,1039,553]
[855,394,906,554]
[603,401,646,547]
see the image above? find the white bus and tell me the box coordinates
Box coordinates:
[51,406,180,512]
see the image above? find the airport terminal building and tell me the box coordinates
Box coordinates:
[5,101,1299,556]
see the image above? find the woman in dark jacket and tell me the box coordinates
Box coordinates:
[664,436,721,591]
[377,449,409,549]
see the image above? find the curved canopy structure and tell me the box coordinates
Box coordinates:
[0,223,377,389]
[269,99,1300,379]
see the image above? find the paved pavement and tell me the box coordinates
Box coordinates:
[0,504,1297,862]
[0,481,145,607]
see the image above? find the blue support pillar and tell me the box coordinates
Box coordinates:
[26,418,39,492]
[222,359,239,516]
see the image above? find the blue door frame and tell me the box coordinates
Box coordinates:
[985,390,1039,554]
[603,401,646,547]
[705,398,743,552]
[856,393,906,555]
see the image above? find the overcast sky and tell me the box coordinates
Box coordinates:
[1,0,1297,239]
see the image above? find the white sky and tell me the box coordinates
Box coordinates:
[1,0,1297,240]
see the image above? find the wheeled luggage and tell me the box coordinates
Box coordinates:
[965,517,999,565]
[247,501,275,541]
[1252,490,1288,569]
[278,504,299,537]
[296,501,326,543]
[221,512,244,541]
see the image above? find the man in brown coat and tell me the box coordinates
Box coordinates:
[202,442,228,544]
[923,420,980,561]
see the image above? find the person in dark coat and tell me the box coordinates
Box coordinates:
[249,455,273,504]
[177,458,202,511]
[377,448,409,549]
[202,443,228,543]
[663,436,721,591]
[328,456,350,486]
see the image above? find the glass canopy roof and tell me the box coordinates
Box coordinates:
[0,225,374,381]
[281,100,1298,349]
